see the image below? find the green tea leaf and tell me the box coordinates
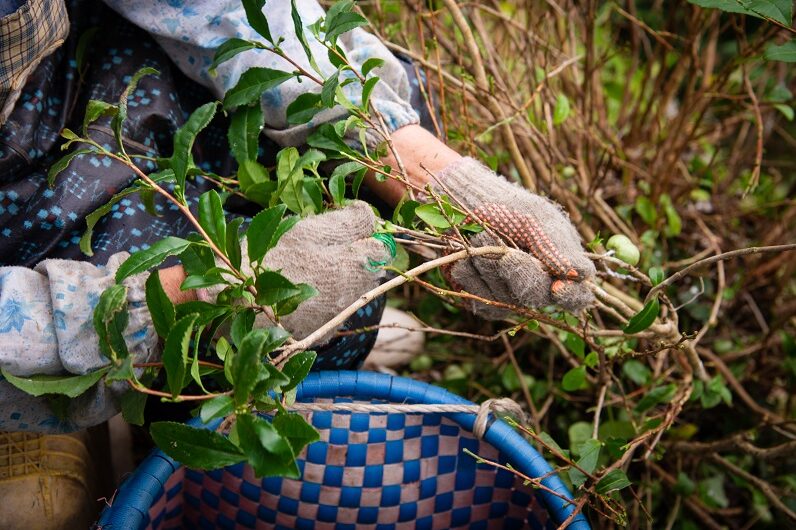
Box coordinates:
[106,356,135,382]
[145,271,176,338]
[230,310,255,348]
[328,168,346,205]
[75,27,98,72]
[200,395,235,424]
[112,67,159,153]
[211,38,259,74]
[198,190,227,249]
[241,0,272,42]
[623,298,660,334]
[273,412,320,455]
[622,360,651,385]
[568,422,592,456]
[226,217,244,271]
[180,274,225,290]
[82,99,117,136]
[238,160,269,191]
[276,148,308,215]
[562,365,587,391]
[120,388,147,425]
[224,68,293,110]
[660,194,682,237]
[553,94,571,125]
[0,367,109,398]
[569,438,601,487]
[361,57,385,77]
[115,237,192,282]
[92,284,129,361]
[48,149,92,187]
[150,421,245,469]
[281,350,317,392]
[275,283,318,316]
[171,102,218,197]
[635,383,677,413]
[162,314,198,398]
[286,92,324,125]
[233,329,284,406]
[415,203,452,229]
[80,184,145,256]
[648,266,665,286]
[675,472,697,496]
[596,469,632,494]
[321,71,340,107]
[255,271,302,306]
[246,204,288,263]
[234,413,298,477]
[290,0,318,71]
[325,10,368,43]
[764,41,796,62]
[699,475,729,509]
[228,104,263,165]
[361,76,380,109]
[688,0,792,25]
[306,123,356,157]
[635,195,657,226]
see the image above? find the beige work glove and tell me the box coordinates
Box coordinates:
[209,201,391,342]
[438,158,595,318]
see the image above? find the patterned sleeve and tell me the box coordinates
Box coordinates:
[101,0,419,146]
[0,253,158,432]
[0,0,69,125]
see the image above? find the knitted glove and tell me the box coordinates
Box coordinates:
[209,201,391,343]
[439,158,595,318]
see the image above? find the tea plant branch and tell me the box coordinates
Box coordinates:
[439,0,536,190]
[461,448,581,507]
[645,243,796,302]
[671,434,796,460]
[102,151,241,278]
[127,379,232,402]
[649,462,725,530]
[134,360,224,370]
[501,335,542,433]
[711,453,796,522]
[700,348,796,432]
[271,245,510,365]
[741,63,763,196]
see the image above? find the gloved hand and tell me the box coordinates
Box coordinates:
[212,201,392,343]
[438,157,595,318]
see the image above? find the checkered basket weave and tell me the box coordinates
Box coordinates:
[97,371,590,529]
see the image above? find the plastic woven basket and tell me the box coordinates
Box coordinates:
[98,371,590,529]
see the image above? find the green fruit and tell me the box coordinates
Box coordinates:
[443,364,467,380]
[410,354,433,372]
[561,166,576,178]
[606,234,640,266]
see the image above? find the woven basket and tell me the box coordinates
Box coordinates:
[98,371,590,529]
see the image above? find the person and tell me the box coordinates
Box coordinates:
[0,0,593,432]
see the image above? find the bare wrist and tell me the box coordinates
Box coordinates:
[158,265,196,305]
[367,124,462,206]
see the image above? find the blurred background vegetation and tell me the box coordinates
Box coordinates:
[349,1,796,527]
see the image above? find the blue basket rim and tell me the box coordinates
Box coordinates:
[98,370,590,529]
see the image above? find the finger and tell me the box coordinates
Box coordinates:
[523,195,596,280]
[470,231,553,309]
[280,200,379,246]
[448,259,511,320]
[551,279,594,313]
[494,251,553,309]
